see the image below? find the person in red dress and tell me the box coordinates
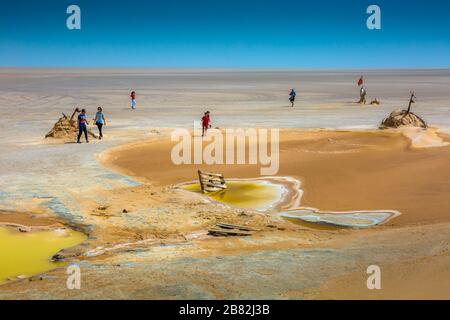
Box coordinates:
[201,111,211,137]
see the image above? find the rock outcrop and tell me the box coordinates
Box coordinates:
[45,113,98,140]
[370,99,380,105]
[380,110,428,129]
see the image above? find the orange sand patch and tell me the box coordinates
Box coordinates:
[101,129,450,226]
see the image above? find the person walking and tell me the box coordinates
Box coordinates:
[357,76,367,104]
[77,109,89,143]
[130,91,137,110]
[359,86,367,104]
[289,89,297,107]
[94,107,107,140]
[201,111,211,137]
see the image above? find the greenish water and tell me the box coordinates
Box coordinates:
[0,226,87,283]
[183,181,284,211]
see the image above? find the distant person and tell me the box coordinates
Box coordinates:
[130,91,137,110]
[289,89,297,107]
[357,76,364,87]
[359,86,367,104]
[77,109,89,143]
[201,111,211,137]
[94,107,107,140]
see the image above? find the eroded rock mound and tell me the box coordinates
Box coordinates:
[45,113,97,140]
[380,110,428,129]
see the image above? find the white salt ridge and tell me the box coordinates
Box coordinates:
[280,208,401,228]
[400,127,450,149]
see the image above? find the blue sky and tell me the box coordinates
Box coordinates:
[1,0,449,68]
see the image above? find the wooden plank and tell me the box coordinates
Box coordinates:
[204,183,226,189]
[205,188,225,193]
[198,170,206,192]
[198,170,227,193]
[207,223,259,237]
[201,172,225,178]
[200,175,225,181]
[216,223,260,232]
[208,227,254,237]
[200,177,224,182]
[201,181,226,186]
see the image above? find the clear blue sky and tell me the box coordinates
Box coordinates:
[1,0,449,68]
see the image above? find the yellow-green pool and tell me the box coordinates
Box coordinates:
[0,226,87,283]
[182,180,285,211]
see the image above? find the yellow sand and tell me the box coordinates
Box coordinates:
[183,181,283,211]
[0,227,87,283]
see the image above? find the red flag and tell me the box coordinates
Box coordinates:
[357,76,364,86]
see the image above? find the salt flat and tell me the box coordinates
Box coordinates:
[0,69,449,299]
[2,68,449,210]
[1,69,450,142]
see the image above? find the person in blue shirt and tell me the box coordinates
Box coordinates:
[94,107,107,140]
[77,109,89,143]
[289,89,297,107]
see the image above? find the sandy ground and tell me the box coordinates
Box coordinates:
[103,129,450,226]
[0,69,450,299]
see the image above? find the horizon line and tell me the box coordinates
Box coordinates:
[1,66,450,71]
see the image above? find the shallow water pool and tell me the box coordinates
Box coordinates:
[279,209,399,228]
[0,227,87,283]
[182,181,286,211]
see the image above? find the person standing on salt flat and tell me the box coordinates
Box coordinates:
[94,107,107,140]
[357,76,367,104]
[77,109,89,143]
[130,91,137,110]
[359,86,367,104]
[201,111,211,137]
[289,89,297,107]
